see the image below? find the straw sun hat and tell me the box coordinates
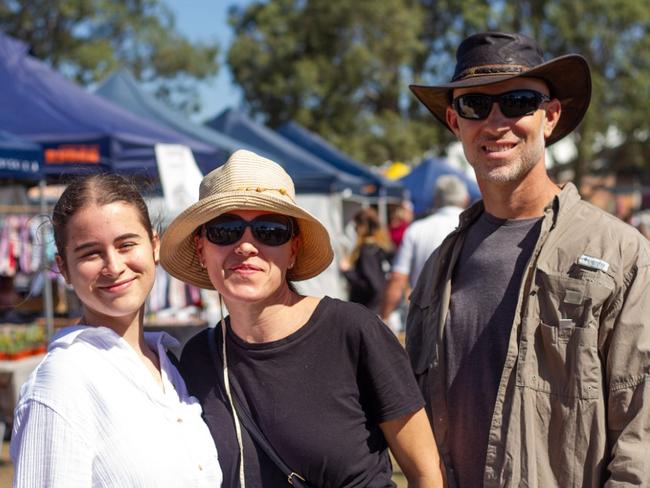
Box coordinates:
[160,149,334,289]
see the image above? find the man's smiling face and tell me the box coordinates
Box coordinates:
[446,77,561,185]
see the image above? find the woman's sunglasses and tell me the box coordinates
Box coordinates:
[452,89,551,120]
[202,213,297,247]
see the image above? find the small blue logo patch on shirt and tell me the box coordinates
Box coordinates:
[578,255,609,272]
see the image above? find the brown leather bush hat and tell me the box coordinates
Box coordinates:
[410,32,591,145]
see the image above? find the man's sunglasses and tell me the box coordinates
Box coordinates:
[203,213,297,247]
[452,89,551,120]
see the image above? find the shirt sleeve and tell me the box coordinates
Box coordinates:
[358,314,424,423]
[604,257,650,486]
[11,400,92,487]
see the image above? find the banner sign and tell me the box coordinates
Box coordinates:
[41,139,111,172]
[154,144,203,219]
[0,156,41,178]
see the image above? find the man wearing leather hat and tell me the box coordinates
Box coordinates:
[404,31,650,487]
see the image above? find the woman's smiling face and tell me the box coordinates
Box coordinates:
[195,209,299,307]
[56,201,159,327]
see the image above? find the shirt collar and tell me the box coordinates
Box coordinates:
[457,182,581,231]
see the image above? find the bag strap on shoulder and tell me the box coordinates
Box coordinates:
[207,327,311,487]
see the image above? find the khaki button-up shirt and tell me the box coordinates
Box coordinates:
[406,183,650,487]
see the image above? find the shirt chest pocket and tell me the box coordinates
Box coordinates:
[535,266,614,329]
[516,268,614,400]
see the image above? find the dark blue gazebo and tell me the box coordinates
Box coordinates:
[95,69,246,164]
[206,109,368,194]
[277,121,404,198]
[0,32,219,179]
[399,157,481,215]
[0,131,42,180]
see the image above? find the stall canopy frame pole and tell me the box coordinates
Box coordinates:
[377,187,388,229]
[39,179,54,340]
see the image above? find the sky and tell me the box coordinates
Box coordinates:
[163,0,252,122]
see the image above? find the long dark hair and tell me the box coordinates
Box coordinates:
[350,207,392,264]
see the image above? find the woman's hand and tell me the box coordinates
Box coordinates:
[380,408,446,488]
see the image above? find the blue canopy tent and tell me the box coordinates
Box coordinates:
[399,157,481,215]
[94,69,248,164]
[0,130,42,181]
[206,109,368,194]
[0,32,219,179]
[276,121,404,198]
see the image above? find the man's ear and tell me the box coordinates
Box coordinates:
[446,106,462,138]
[55,254,69,284]
[544,98,562,140]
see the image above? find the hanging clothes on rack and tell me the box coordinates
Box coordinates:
[0,214,43,277]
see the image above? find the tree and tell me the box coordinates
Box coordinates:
[478,0,650,180]
[0,0,220,115]
[227,0,438,164]
[229,0,650,179]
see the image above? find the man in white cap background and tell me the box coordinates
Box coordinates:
[406,32,650,487]
[380,174,469,326]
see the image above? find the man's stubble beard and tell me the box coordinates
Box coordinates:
[470,123,547,184]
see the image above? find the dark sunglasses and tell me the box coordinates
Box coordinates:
[203,213,297,247]
[452,89,551,120]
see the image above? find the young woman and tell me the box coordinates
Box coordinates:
[160,150,445,487]
[10,174,221,487]
[340,207,393,313]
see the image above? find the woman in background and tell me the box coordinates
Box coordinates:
[340,207,393,313]
[388,200,414,248]
[10,174,221,487]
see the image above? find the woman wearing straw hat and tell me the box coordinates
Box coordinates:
[160,150,444,487]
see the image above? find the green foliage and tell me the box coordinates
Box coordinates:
[227,0,436,164]
[489,0,650,178]
[0,324,46,355]
[0,0,220,115]
[229,0,650,176]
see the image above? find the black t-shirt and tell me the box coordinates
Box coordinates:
[179,296,423,488]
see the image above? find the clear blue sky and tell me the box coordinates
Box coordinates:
[163,0,252,122]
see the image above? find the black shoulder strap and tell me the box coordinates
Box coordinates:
[166,350,181,369]
[207,326,312,488]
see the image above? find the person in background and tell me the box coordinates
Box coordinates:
[10,174,221,487]
[630,209,650,240]
[340,207,394,313]
[407,31,650,487]
[160,149,445,487]
[380,175,469,325]
[388,200,414,248]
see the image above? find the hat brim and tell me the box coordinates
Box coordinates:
[409,54,591,146]
[160,192,334,289]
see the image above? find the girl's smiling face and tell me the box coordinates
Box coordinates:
[56,201,159,327]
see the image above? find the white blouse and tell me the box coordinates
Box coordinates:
[10,326,222,487]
